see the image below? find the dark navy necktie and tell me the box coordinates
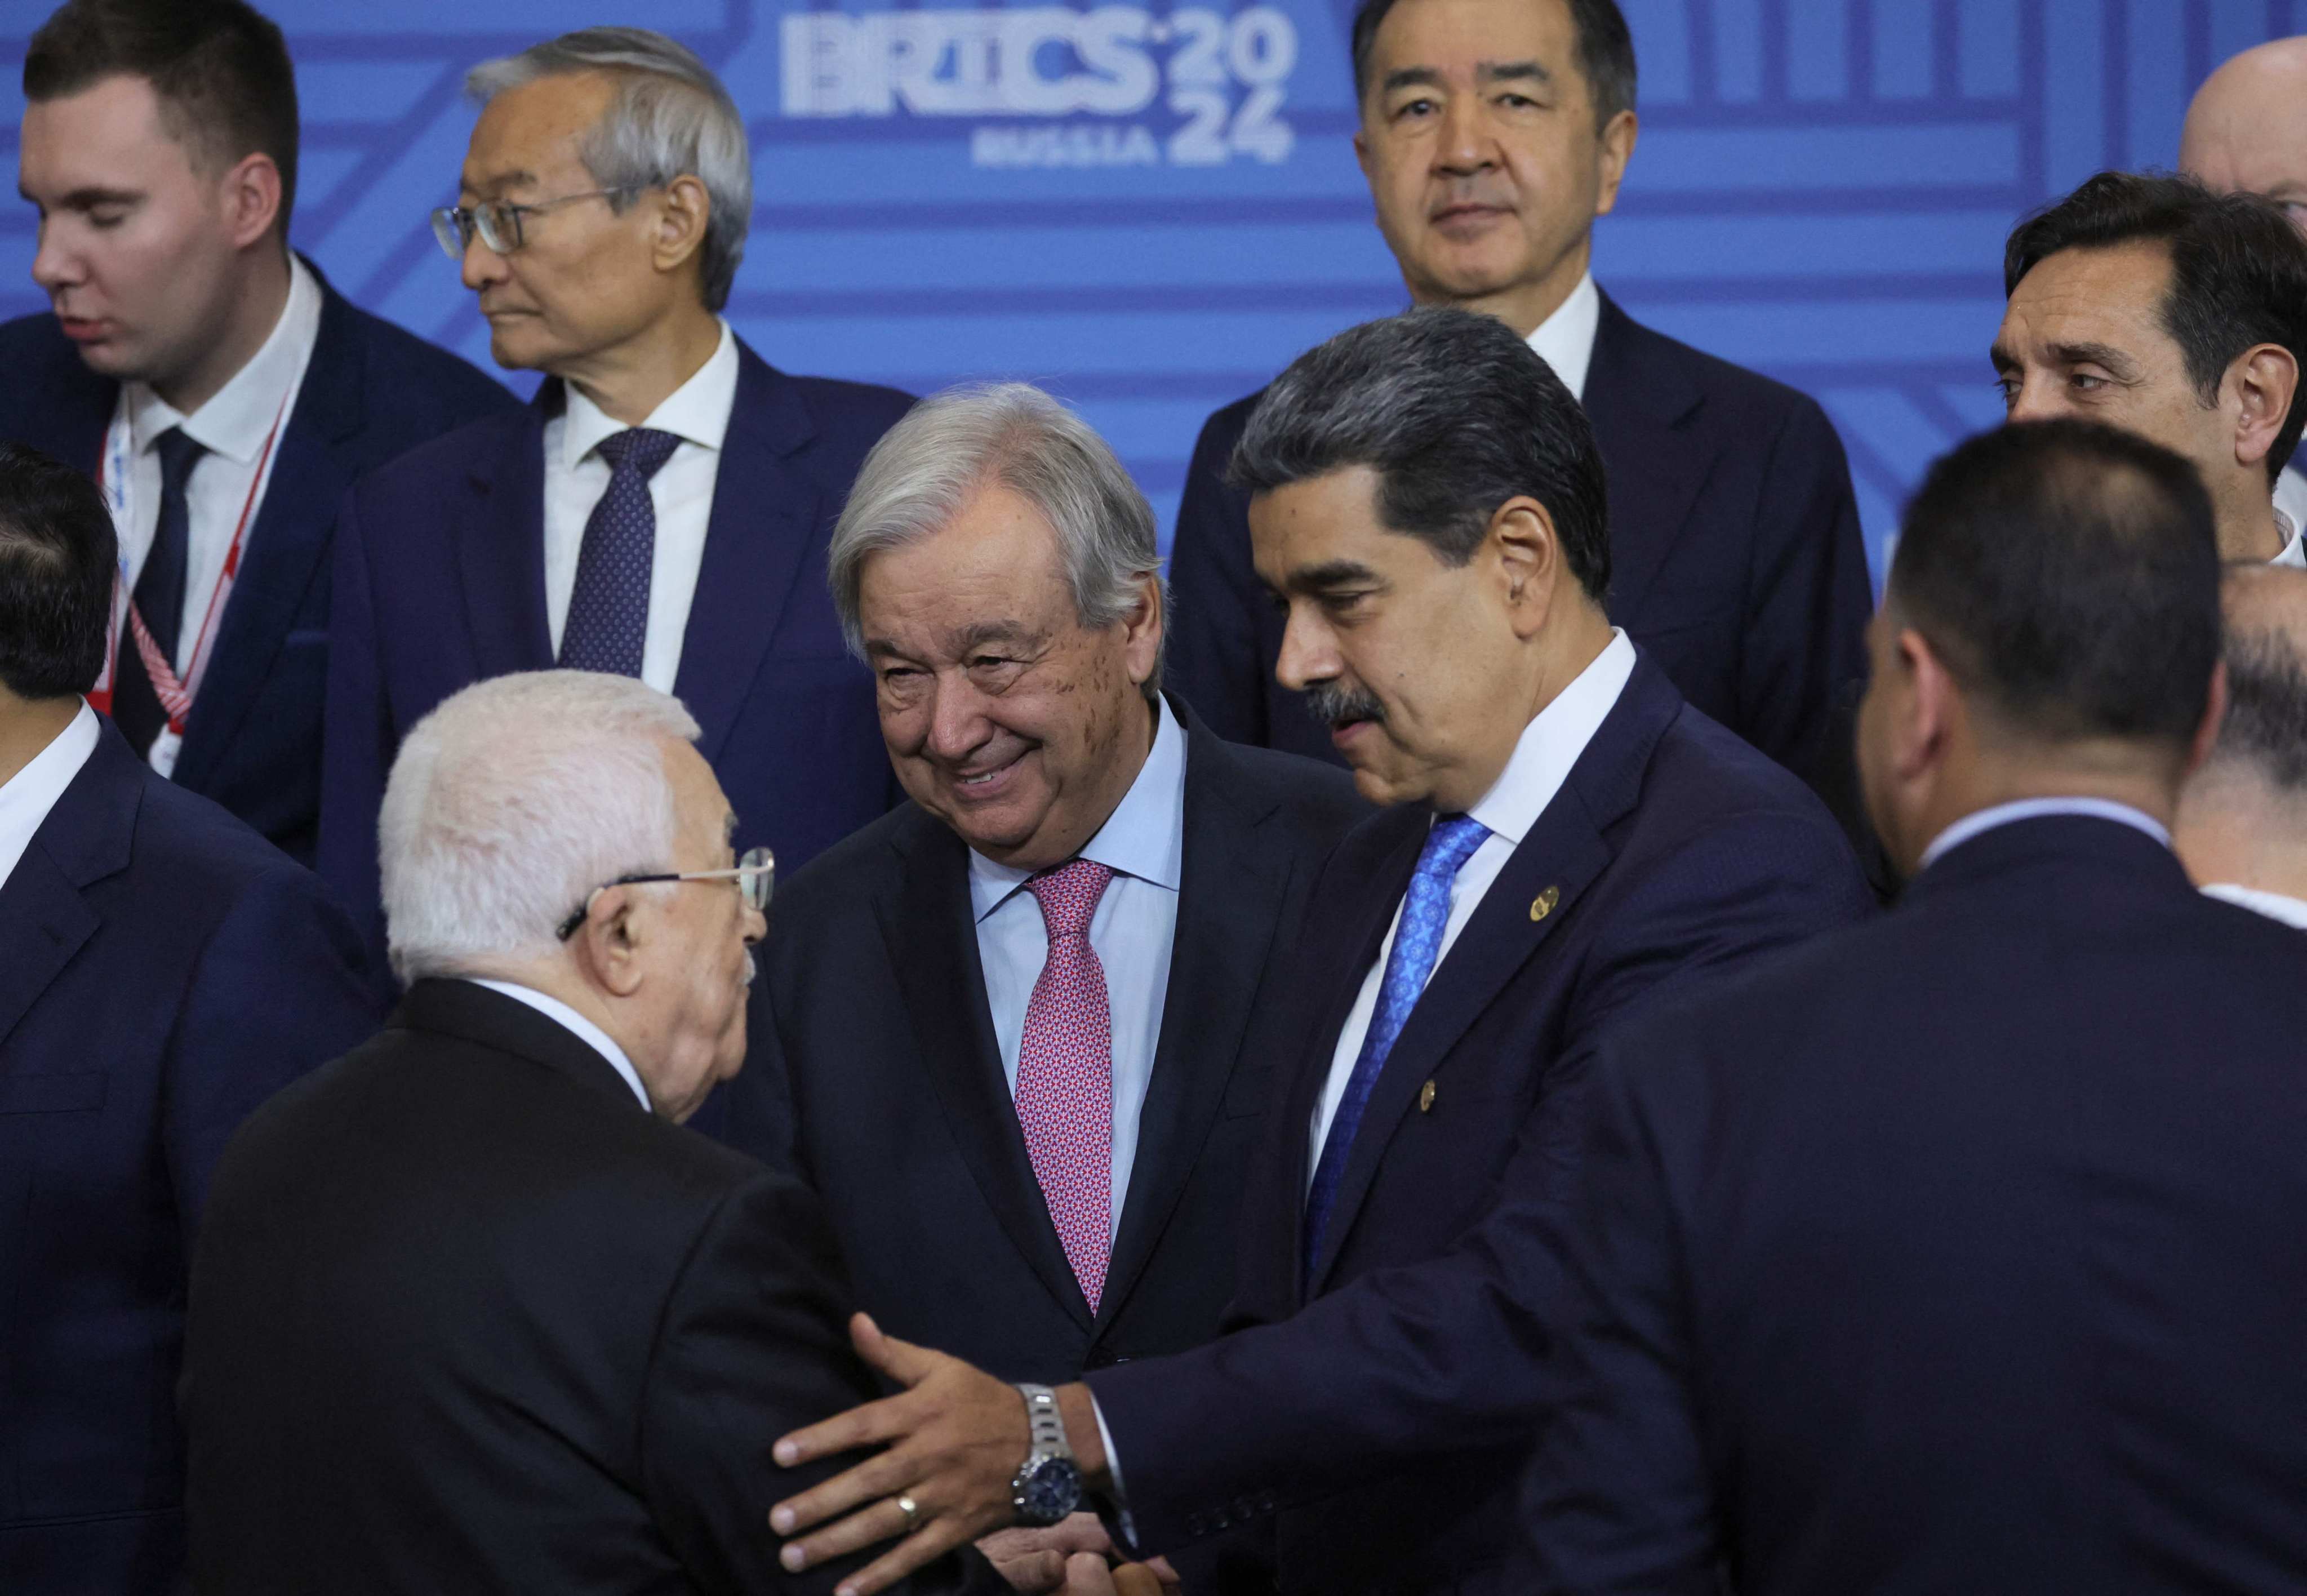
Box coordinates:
[113,426,207,754]
[1303,812,1491,1286]
[559,426,681,678]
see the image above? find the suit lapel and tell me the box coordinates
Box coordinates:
[1096,711,1286,1328]
[457,399,554,677]
[877,816,1093,1328]
[673,341,822,768]
[0,727,140,1050]
[176,272,367,790]
[1303,656,1682,1293]
[1580,292,1715,625]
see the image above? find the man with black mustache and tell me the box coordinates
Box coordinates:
[762,309,1873,1596]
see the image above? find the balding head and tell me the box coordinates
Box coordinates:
[2175,564,2307,906]
[2181,37,2307,225]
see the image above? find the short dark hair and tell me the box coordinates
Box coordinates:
[0,442,119,701]
[25,0,300,232]
[2211,595,2307,795]
[1229,305,1611,602]
[1350,0,1636,128]
[1891,419,2221,750]
[2004,171,2307,489]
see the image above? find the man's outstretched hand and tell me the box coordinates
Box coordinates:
[770,1314,1110,1596]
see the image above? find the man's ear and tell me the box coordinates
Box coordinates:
[1119,570,1164,691]
[221,151,285,252]
[1593,109,1639,216]
[2230,343,2299,473]
[652,174,713,279]
[1489,495,1563,640]
[1895,626,1958,785]
[572,885,648,999]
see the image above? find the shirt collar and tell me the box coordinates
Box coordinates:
[1525,272,1602,402]
[562,318,739,470]
[2272,505,2305,569]
[1461,629,1637,848]
[1918,797,2171,872]
[464,977,654,1113]
[968,695,1188,923]
[2201,882,2307,931]
[128,252,321,466]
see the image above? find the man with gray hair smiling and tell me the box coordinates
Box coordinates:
[712,382,1362,1590]
[184,669,981,1594]
[321,26,913,963]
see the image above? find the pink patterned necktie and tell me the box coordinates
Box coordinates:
[1015,858,1117,1310]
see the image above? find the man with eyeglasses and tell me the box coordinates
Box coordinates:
[319,26,914,962]
[184,667,984,1594]
[2,0,515,865]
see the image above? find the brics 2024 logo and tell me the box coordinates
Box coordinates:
[781,7,1301,168]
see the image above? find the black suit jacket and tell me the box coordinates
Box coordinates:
[183,979,981,1596]
[1166,290,1873,806]
[1525,816,2307,1594]
[713,700,1365,1383]
[320,337,913,956]
[1086,655,1875,1594]
[0,718,383,1596]
[0,261,518,864]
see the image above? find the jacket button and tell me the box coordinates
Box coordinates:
[1187,1514,1206,1537]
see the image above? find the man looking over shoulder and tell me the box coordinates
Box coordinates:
[1167,0,1872,808]
[760,309,1871,1596]
[1995,171,2307,567]
[322,28,912,954]
[2175,564,2307,930]
[3,0,517,864]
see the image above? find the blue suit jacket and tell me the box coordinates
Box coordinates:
[0,717,385,1595]
[1085,652,1874,1594]
[1524,816,2307,1595]
[317,338,913,949]
[0,261,518,865]
[1166,291,1874,809]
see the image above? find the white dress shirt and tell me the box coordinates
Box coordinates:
[2273,468,2307,567]
[970,697,1186,1233]
[542,321,739,694]
[2201,882,2307,930]
[112,253,322,673]
[1306,630,1637,1180]
[0,701,101,892]
[1526,272,1602,401]
[464,977,652,1112]
[1918,797,2171,872]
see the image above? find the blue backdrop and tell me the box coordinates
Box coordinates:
[6,0,2305,582]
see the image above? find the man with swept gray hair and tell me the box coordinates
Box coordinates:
[320,26,912,963]
[186,669,982,1594]
[712,383,1363,1590]
[2176,564,2307,928]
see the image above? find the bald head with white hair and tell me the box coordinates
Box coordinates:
[2175,564,2307,928]
[2182,37,2307,226]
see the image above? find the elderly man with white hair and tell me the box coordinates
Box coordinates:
[319,25,913,964]
[181,669,981,1595]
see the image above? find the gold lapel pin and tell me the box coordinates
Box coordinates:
[1530,885,1560,922]
[1419,1079,1438,1113]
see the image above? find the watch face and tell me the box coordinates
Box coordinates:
[1014,1456,1083,1525]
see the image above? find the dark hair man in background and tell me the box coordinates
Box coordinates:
[1164,0,1872,818]
[321,28,913,961]
[3,0,516,864]
[0,441,381,1595]
[1522,419,2307,1594]
[760,309,1872,1596]
[1998,171,2307,566]
[2175,564,2307,929]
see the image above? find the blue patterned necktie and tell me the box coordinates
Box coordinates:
[559,426,681,677]
[1303,812,1491,1285]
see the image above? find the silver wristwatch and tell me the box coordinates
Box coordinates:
[1009,1382,1084,1526]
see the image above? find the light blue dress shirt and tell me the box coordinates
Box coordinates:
[1918,796,2171,870]
[969,697,1186,1235]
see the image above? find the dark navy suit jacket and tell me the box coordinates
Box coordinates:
[1524,816,2307,1595]
[0,261,517,865]
[1086,652,1874,1594]
[712,700,1364,1387]
[0,716,384,1595]
[318,338,913,949]
[1166,291,1874,806]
